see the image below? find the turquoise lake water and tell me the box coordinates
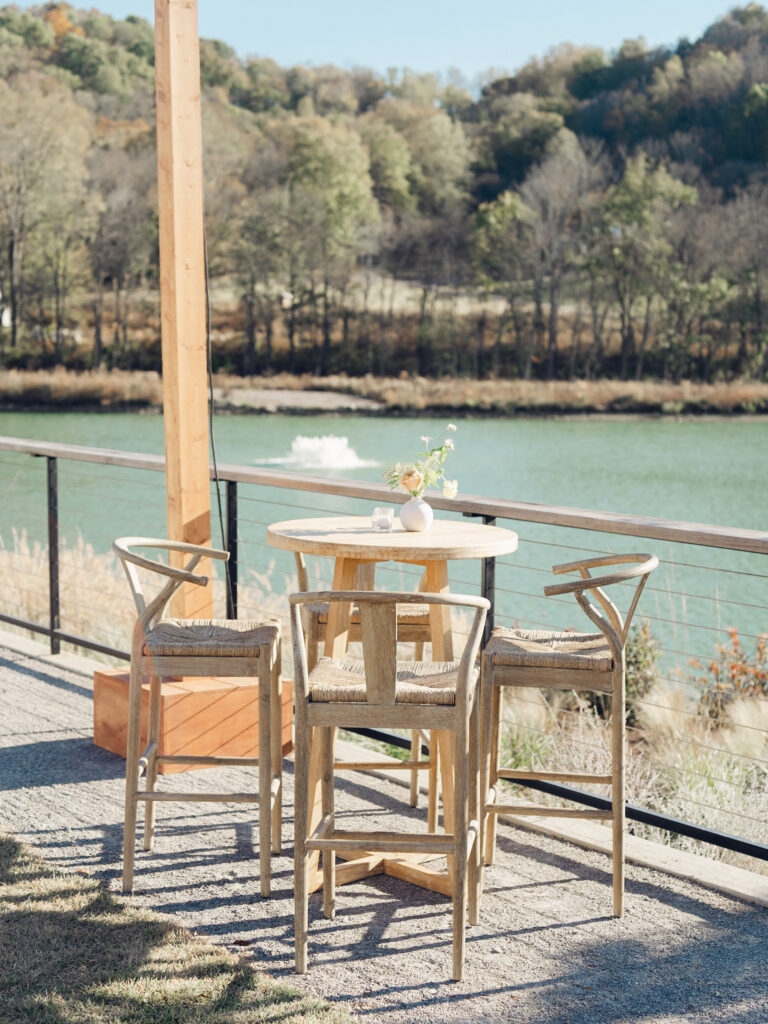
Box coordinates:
[1,409,766,676]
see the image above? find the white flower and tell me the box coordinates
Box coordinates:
[442,479,458,498]
[420,435,431,445]
[446,423,457,432]
[443,438,455,450]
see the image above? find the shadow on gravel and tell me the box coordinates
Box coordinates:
[0,654,93,699]
[523,900,767,1024]
[0,737,124,789]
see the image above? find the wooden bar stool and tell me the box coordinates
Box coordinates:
[294,552,438,824]
[113,537,282,897]
[479,552,658,917]
[290,589,489,981]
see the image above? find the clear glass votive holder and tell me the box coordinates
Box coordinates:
[372,506,394,532]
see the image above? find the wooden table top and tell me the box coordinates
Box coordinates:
[267,515,518,561]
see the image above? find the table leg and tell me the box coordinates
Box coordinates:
[424,560,454,661]
[323,557,361,658]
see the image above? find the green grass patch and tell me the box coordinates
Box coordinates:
[0,834,354,1024]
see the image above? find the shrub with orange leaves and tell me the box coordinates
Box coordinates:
[44,5,84,39]
[697,628,768,721]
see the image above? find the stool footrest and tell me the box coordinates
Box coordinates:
[333,760,432,772]
[135,791,259,804]
[498,769,613,784]
[306,829,454,854]
[156,754,261,767]
[489,803,613,819]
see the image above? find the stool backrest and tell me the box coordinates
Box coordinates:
[289,590,489,708]
[544,553,658,664]
[113,537,228,633]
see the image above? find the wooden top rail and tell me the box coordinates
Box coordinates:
[2,435,767,556]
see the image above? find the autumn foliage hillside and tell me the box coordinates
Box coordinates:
[1,3,768,384]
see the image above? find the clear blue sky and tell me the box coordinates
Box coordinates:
[19,1,736,78]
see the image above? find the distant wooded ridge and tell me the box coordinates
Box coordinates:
[1,3,768,383]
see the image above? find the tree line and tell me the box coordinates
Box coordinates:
[1,2,768,381]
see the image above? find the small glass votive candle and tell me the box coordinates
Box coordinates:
[372,506,394,532]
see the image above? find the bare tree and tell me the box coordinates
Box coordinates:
[87,149,155,364]
[519,131,608,378]
[0,76,90,351]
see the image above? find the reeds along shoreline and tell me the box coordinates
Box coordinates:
[1,532,765,875]
[2,369,768,416]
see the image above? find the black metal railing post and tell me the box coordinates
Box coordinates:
[480,515,497,647]
[226,479,238,619]
[464,511,497,645]
[46,456,60,653]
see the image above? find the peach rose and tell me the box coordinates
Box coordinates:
[400,469,423,493]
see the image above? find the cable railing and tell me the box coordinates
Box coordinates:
[0,433,766,870]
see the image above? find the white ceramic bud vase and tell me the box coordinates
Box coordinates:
[400,496,433,532]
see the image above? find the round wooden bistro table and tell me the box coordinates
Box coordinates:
[267,514,519,895]
[268,515,518,658]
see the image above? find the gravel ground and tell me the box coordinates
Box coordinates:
[1,640,766,1024]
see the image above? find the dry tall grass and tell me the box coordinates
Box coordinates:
[217,372,768,414]
[501,680,768,874]
[0,368,163,408]
[3,368,768,414]
[321,375,768,415]
[0,530,292,662]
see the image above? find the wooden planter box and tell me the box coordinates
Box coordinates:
[93,669,293,774]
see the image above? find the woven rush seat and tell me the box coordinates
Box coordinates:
[485,626,613,672]
[309,601,430,626]
[308,656,475,705]
[143,618,280,657]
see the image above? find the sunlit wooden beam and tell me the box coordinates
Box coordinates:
[154,0,212,616]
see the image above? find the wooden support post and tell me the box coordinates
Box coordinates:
[155,0,212,618]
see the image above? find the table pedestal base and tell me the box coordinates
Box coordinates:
[308,851,453,897]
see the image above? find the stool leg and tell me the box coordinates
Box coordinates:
[270,643,282,855]
[409,730,421,808]
[437,730,456,889]
[452,724,469,982]
[468,697,480,927]
[143,674,161,852]
[477,655,491,909]
[410,638,425,806]
[294,702,309,973]
[122,656,142,892]
[612,667,626,917]
[321,726,336,920]
[306,615,319,673]
[258,656,272,898]
[427,731,438,833]
[484,684,502,867]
